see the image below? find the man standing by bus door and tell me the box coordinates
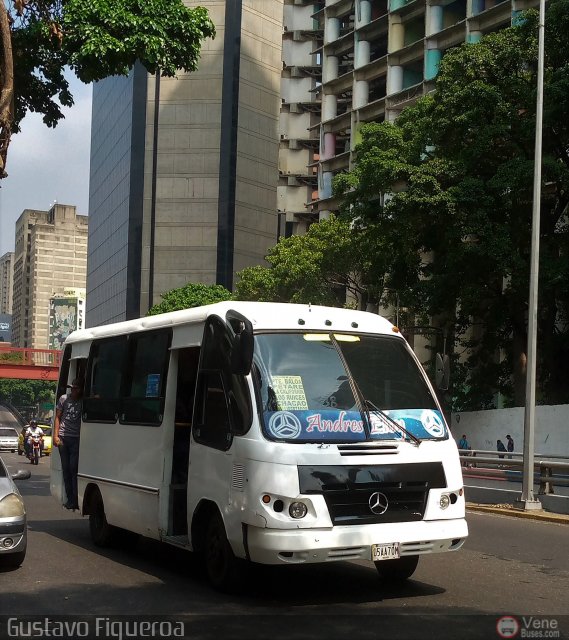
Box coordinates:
[53,378,83,510]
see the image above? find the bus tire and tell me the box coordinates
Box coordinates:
[205,512,241,592]
[375,555,419,583]
[89,491,117,548]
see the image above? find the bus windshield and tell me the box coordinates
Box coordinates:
[253,332,446,443]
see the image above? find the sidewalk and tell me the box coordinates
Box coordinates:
[467,502,569,524]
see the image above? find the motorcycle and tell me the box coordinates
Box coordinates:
[28,434,43,465]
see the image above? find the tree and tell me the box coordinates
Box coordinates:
[0,379,56,409]
[234,216,392,311]
[0,0,215,178]
[334,5,569,410]
[147,282,231,316]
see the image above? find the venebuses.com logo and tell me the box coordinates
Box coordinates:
[497,616,561,639]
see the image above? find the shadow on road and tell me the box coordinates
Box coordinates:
[28,516,446,610]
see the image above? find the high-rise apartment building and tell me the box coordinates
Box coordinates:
[87,0,284,327]
[11,204,88,348]
[280,0,539,225]
[0,252,14,314]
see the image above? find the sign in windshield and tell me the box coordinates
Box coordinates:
[254,332,446,443]
[264,408,446,441]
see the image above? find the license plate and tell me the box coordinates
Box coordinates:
[372,543,400,561]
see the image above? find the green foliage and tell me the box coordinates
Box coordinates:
[62,1,215,83]
[3,0,215,142]
[0,351,24,363]
[234,216,391,311]
[147,282,232,316]
[0,379,56,408]
[334,4,569,410]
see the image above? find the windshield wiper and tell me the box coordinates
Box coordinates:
[363,397,421,447]
[329,334,421,446]
[329,335,371,439]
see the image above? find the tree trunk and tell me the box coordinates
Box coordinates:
[0,2,14,179]
[511,318,527,407]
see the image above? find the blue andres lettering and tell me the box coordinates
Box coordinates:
[306,411,364,434]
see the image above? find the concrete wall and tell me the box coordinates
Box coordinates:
[451,405,569,457]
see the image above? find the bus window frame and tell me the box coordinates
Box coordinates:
[119,328,172,427]
[83,335,129,424]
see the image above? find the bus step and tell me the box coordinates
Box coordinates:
[162,534,190,549]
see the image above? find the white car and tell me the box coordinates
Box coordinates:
[0,427,19,453]
[0,456,30,568]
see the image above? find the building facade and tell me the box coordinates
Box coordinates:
[0,252,14,315]
[280,0,539,225]
[87,0,284,327]
[11,204,88,349]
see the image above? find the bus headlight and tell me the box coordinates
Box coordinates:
[289,502,308,519]
[439,494,450,510]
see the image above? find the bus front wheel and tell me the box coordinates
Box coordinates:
[375,555,419,582]
[205,512,241,592]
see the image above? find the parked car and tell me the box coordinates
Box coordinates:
[0,456,30,568]
[17,423,52,457]
[0,427,19,453]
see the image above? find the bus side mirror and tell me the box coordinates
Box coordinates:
[226,310,254,376]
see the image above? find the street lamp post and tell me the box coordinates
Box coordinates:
[515,0,546,511]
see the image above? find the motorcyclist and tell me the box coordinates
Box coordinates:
[25,420,44,460]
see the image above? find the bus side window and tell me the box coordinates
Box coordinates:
[83,337,128,422]
[120,329,171,426]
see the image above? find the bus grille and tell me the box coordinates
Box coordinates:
[298,463,446,526]
[323,483,428,525]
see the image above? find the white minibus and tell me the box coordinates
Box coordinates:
[51,302,467,590]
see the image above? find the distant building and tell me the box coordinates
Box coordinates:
[280,0,540,222]
[11,204,88,348]
[87,0,284,326]
[0,252,14,314]
[49,289,86,350]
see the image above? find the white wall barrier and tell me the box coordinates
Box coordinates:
[451,404,569,458]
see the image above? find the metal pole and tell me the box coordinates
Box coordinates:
[396,293,400,327]
[516,0,546,511]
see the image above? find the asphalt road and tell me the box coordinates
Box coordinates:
[0,449,568,640]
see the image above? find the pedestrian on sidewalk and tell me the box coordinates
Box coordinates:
[497,439,507,467]
[458,434,469,451]
[458,434,471,468]
[506,434,514,459]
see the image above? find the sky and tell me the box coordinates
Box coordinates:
[0,73,92,256]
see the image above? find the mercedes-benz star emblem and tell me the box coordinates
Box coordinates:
[369,491,389,515]
[268,411,302,439]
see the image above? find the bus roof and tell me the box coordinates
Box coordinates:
[64,302,398,345]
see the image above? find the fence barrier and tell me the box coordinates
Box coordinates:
[459,449,569,495]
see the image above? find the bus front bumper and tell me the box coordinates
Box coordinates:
[245,518,468,565]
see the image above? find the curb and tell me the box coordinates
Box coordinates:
[466,502,569,524]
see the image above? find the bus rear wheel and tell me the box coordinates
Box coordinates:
[205,512,241,592]
[375,555,419,583]
[89,492,117,547]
